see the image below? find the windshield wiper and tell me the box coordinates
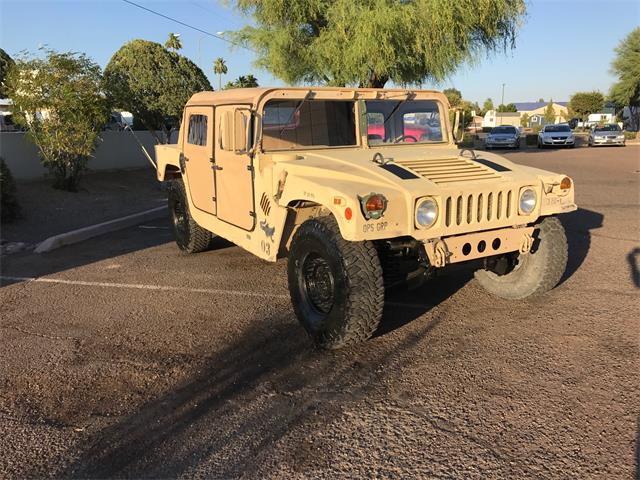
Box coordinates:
[382,92,414,128]
[279,91,313,137]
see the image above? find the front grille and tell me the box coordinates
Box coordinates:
[396,157,500,184]
[444,189,515,227]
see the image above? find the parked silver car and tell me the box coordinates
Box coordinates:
[538,124,575,148]
[485,125,520,149]
[588,124,626,147]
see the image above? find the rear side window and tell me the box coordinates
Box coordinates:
[187,114,208,146]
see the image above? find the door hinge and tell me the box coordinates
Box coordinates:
[249,211,256,218]
[247,165,254,172]
[212,196,216,202]
[179,153,187,173]
[212,164,223,171]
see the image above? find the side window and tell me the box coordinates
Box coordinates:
[187,114,208,146]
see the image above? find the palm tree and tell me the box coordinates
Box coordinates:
[164,33,182,51]
[213,57,227,90]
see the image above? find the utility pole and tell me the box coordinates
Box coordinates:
[500,83,505,125]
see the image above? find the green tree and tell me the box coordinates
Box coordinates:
[537,97,544,103]
[0,157,21,222]
[165,32,183,51]
[232,0,526,87]
[609,28,640,134]
[443,87,462,107]
[520,112,530,128]
[104,40,212,144]
[483,98,494,113]
[543,100,556,124]
[496,103,517,112]
[568,91,604,123]
[224,74,259,89]
[0,48,15,99]
[6,49,110,191]
[213,57,228,90]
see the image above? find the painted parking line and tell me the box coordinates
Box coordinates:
[0,276,289,300]
[0,276,430,309]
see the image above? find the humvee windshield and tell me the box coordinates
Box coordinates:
[262,99,357,151]
[366,100,444,145]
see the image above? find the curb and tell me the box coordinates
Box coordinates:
[34,206,167,254]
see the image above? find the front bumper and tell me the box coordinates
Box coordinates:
[592,137,625,145]
[541,137,574,145]
[423,225,535,267]
[486,140,519,148]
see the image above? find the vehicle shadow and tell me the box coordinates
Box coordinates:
[627,248,640,288]
[58,305,445,479]
[557,208,604,284]
[376,271,470,337]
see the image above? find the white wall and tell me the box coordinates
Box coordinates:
[0,131,160,180]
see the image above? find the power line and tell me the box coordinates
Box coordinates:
[121,0,254,52]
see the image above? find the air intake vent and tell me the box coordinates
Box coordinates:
[259,193,271,216]
[395,157,501,184]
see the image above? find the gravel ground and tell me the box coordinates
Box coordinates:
[0,168,164,245]
[0,146,638,479]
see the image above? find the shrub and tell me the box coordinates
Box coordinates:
[458,133,475,148]
[525,134,538,146]
[0,157,21,223]
[6,48,110,191]
[624,131,637,140]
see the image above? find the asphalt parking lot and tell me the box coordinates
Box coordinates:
[1,145,639,479]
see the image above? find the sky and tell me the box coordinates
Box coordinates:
[1,0,638,104]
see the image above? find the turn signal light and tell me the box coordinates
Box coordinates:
[359,192,388,220]
[366,195,385,212]
[560,176,572,190]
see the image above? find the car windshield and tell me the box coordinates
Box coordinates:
[544,125,571,133]
[365,99,444,145]
[491,126,516,134]
[594,124,621,132]
[261,99,357,151]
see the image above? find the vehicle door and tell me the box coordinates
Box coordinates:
[214,105,255,231]
[182,106,216,215]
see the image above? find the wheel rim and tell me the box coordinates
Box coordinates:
[301,252,335,315]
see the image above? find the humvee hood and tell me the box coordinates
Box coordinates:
[280,147,543,190]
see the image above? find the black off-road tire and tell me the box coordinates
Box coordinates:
[287,216,384,349]
[474,216,568,300]
[168,179,213,254]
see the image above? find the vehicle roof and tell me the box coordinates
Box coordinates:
[186,86,447,107]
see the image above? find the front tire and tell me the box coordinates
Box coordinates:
[168,179,213,253]
[287,216,384,349]
[474,216,568,300]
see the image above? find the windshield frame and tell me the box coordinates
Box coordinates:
[253,88,452,153]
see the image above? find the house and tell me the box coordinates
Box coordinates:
[482,111,521,128]
[514,101,569,125]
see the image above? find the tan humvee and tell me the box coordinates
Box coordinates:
[155,87,576,349]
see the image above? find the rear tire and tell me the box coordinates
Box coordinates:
[287,216,384,349]
[168,179,213,254]
[474,216,568,300]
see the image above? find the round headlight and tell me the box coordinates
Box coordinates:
[416,197,438,228]
[519,188,537,214]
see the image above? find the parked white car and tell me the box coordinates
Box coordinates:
[538,124,575,148]
[588,124,626,147]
